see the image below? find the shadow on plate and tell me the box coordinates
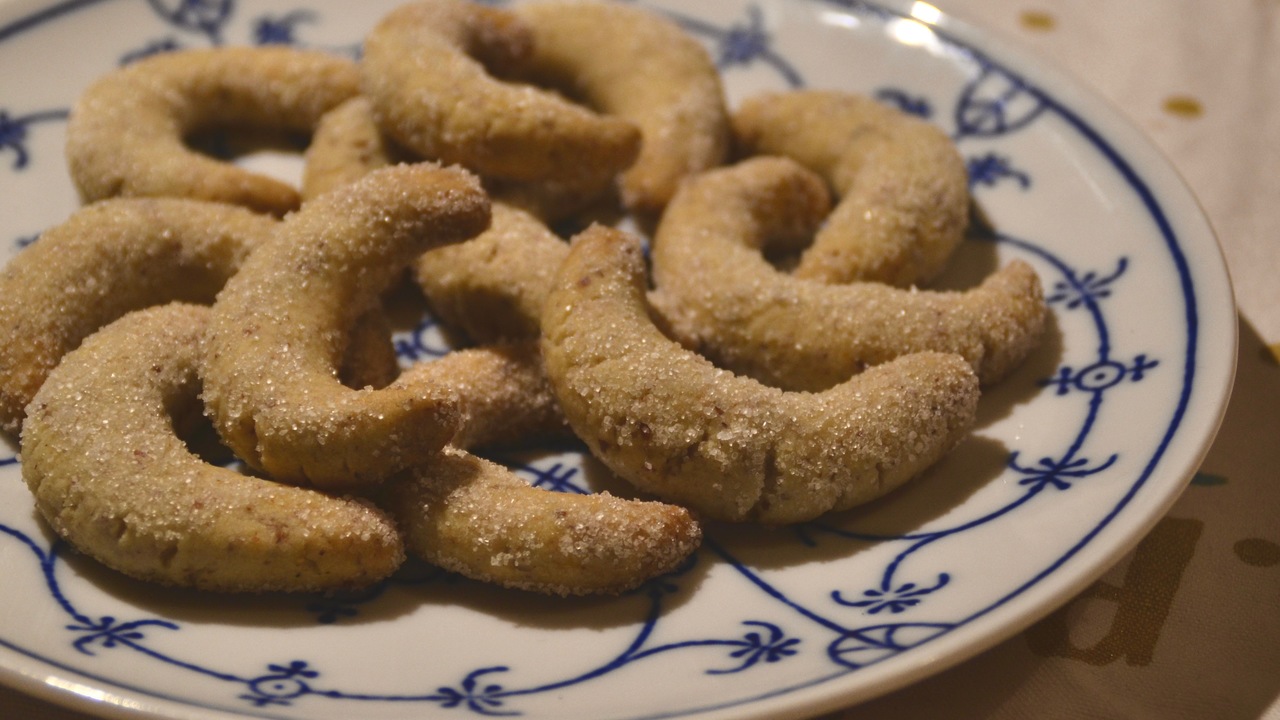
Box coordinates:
[846,314,1278,720]
[705,432,1011,572]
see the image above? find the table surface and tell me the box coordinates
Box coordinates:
[2,0,1277,718]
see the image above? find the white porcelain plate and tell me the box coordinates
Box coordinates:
[0,1,1236,719]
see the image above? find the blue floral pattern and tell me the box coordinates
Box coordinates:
[0,0,1214,717]
[0,108,68,171]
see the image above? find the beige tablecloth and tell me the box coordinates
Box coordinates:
[2,0,1276,718]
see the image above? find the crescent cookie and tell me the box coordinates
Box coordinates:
[301,96,410,202]
[511,0,731,214]
[359,0,640,189]
[649,157,1047,390]
[541,224,980,524]
[202,163,490,489]
[0,197,276,434]
[423,342,569,451]
[381,343,701,596]
[21,303,405,592]
[66,46,360,215]
[300,98,573,343]
[732,90,971,286]
[304,95,621,222]
[384,448,700,596]
[414,201,570,343]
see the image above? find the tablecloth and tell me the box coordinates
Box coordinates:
[1,0,1276,718]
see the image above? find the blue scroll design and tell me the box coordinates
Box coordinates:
[0,0,1192,717]
[783,217,1149,632]
[0,108,68,172]
[664,4,803,87]
[954,64,1048,140]
[145,0,234,44]
[0,516,811,715]
[128,0,357,62]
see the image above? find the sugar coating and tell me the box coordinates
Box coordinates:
[416,201,570,343]
[302,96,410,202]
[381,341,701,596]
[65,46,361,215]
[733,90,971,286]
[385,447,699,596]
[302,99,574,342]
[201,164,490,489]
[402,340,569,449]
[542,225,981,524]
[0,197,277,434]
[20,304,404,593]
[649,157,1048,391]
[359,0,640,189]
[304,85,619,223]
[512,0,731,214]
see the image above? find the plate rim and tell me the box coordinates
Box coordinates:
[0,0,1238,718]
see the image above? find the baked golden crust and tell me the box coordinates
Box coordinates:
[359,0,640,189]
[512,0,730,214]
[384,447,700,596]
[541,224,980,524]
[650,157,1047,390]
[201,164,490,489]
[66,46,360,215]
[415,201,569,343]
[21,304,405,593]
[304,93,622,222]
[302,96,409,202]
[379,343,701,596]
[732,90,970,286]
[0,197,277,434]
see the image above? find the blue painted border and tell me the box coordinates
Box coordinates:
[0,0,113,42]
[0,0,1205,717]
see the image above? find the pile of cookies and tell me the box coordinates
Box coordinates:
[0,0,1045,596]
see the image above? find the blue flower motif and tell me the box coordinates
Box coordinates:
[709,621,800,674]
[1007,452,1118,492]
[875,88,932,118]
[1039,355,1159,396]
[664,5,803,86]
[436,667,517,716]
[146,0,234,44]
[67,615,179,655]
[0,112,31,169]
[241,661,319,707]
[0,108,69,170]
[967,152,1031,189]
[717,5,768,67]
[1045,259,1129,309]
[834,574,950,614]
[253,10,316,46]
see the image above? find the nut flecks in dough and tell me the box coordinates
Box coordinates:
[650,156,1046,390]
[66,46,361,215]
[202,163,490,489]
[542,224,980,524]
[21,304,404,593]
